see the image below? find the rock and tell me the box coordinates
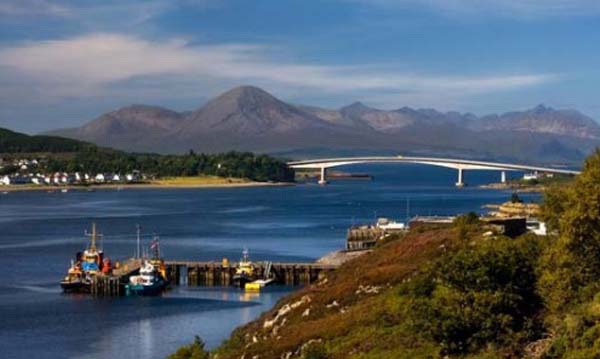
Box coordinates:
[302,308,310,317]
[326,300,339,308]
[355,284,381,295]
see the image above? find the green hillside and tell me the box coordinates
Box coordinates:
[0,127,294,182]
[0,127,94,153]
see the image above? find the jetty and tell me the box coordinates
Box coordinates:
[89,258,143,296]
[164,261,337,286]
[87,259,337,296]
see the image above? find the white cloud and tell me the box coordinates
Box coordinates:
[353,0,600,19]
[0,33,554,106]
[0,0,70,16]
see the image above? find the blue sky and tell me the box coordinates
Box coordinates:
[0,0,599,133]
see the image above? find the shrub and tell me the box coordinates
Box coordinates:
[303,342,329,359]
[168,336,209,359]
[405,234,543,355]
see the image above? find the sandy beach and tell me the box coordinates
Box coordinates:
[0,177,292,193]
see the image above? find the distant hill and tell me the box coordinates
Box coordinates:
[0,127,94,153]
[46,85,600,164]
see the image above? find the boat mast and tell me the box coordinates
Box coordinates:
[136,224,141,259]
[85,222,102,252]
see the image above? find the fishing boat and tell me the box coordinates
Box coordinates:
[60,223,110,293]
[60,259,88,293]
[233,248,256,288]
[126,236,168,296]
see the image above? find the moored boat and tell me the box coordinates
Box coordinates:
[60,223,111,293]
[60,259,89,293]
[233,248,256,288]
[126,236,168,296]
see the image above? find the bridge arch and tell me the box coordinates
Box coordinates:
[287,156,580,186]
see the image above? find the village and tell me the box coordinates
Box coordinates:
[0,157,145,187]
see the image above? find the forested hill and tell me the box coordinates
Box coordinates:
[0,127,94,153]
[0,127,294,182]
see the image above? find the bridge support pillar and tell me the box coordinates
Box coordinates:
[456,168,465,187]
[501,171,507,183]
[318,167,328,185]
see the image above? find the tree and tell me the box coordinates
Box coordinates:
[406,234,542,355]
[511,192,523,203]
[168,336,209,359]
[538,149,600,312]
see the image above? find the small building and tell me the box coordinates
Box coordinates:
[376,217,407,233]
[523,172,539,181]
[95,173,105,183]
[1,175,31,186]
[346,225,382,250]
[526,220,547,236]
[481,217,527,238]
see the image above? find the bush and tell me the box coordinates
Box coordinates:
[302,342,329,359]
[511,192,523,203]
[168,336,209,359]
[405,234,543,355]
[538,149,600,312]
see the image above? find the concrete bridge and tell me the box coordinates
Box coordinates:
[288,155,581,187]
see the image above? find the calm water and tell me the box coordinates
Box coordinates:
[0,164,539,359]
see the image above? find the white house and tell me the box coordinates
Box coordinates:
[95,173,105,183]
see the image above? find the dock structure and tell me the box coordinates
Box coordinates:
[90,258,142,296]
[87,259,338,296]
[164,261,338,286]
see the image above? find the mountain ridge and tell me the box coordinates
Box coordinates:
[45,86,600,164]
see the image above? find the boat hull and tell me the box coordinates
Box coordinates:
[233,274,254,288]
[60,280,90,293]
[126,280,166,296]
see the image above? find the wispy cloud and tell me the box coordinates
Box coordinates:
[0,0,70,17]
[0,33,555,106]
[352,0,600,19]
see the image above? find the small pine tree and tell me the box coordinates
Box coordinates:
[168,336,209,359]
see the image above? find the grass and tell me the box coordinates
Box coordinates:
[150,175,251,186]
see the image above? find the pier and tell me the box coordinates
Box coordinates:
[164,261,338,286]
[89,258,142,296]
[87,259,338,296]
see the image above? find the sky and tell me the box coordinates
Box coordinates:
[0,0,599,133]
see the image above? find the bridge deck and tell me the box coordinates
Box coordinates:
[288,155,581,175]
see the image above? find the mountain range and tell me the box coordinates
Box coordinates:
[47,85,600,164]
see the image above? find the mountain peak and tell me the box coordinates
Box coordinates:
[216,85,275,101]
[532,104,552,113]
[340,101,375,116]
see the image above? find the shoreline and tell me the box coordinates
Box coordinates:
[478,182,545,193]
[0,181,293,193]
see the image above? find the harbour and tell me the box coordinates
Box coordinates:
[0,164,541,359]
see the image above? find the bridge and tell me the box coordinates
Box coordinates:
[288,156,581,187]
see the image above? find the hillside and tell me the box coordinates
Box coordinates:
[47,86,600,164]
[0,127,94,153]
[203,221,544,359]
[0,127,294,183]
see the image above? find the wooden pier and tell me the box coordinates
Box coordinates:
[164,261,338,286]
[87,258,338,296]
[89,258,142,296]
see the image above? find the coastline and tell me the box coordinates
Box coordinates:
[0,180,293,193]
[478,182,545,193]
